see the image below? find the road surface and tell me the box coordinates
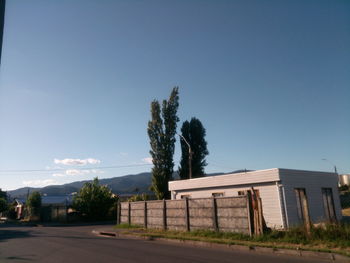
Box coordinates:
[0,224,335,263]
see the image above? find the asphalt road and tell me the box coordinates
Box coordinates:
[0,224,336,263]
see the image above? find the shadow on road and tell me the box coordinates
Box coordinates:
[0,229,33,242]
[4,255,35,261]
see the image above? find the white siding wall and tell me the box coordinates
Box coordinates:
[279,169,342,227]
[172,182,284,229]
[169,169,280,191]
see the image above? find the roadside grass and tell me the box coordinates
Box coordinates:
[114,223,350,257]
[114,223,144,229]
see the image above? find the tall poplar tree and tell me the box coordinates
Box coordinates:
[148,87,179,199]
[178,117,209,179]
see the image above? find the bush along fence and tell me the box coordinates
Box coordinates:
[116,193,264,236]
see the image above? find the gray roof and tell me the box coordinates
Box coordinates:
[42,195,73,205]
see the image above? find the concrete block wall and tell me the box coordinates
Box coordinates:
[118,196,251,235]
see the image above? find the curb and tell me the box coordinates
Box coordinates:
[92,230,350,262]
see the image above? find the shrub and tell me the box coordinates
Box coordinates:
[73,177,117,220]
[127,193,150,202]
[27,191,42,217]
[0,198,8,214]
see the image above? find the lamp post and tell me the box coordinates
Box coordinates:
[322,158,340,185]
[177,133,193,179]
[322,158,338,174]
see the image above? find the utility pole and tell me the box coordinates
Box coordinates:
[178,133,193,179]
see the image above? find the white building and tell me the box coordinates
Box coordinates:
[169,168,342,229]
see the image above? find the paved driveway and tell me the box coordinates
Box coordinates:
[0,224,336,263]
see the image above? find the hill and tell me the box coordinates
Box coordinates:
[8,172,153,199]
[7,170,248,199]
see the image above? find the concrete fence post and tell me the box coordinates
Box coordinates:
[212,197,218,232]
[128,202,131,225]
[144,201,148,228]
[163,199,167,230]
[116,201,121,225]
[185,198,190,231]
[246,193,253,236]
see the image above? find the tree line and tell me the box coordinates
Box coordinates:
[0,87,206,222]
[148,87,209,199]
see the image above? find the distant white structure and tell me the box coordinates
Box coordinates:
[169,168,342,229]
[339,174,350,186]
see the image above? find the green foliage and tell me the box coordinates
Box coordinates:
[178,117,209,179]
[0,198,8,213]
[340,191,350,209]
[0,188,7,200]
[339,185,349,192]
[73,177,117,220]
[0,188,8,213]
[27,191,42,216]
[7,205,17,219]
[127,193,150,202]
[148,87,179,199]
[121,223,350,250]
[253,224,350,247]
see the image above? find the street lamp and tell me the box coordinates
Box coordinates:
[177,133,193,179]
[322,158,340,185]
[322,158,338,174]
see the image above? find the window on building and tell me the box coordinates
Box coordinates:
[212,192,224,197]
[180,195,191,199]
[322,188,337,223]
[238,189,260,197]
[294,188,310,223]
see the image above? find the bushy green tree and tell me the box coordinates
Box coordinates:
[0,188,8,213]
[27,191,42,216]
[73,177,117,220]
[0,188,6,199]
[0,198,8,214]
[148,87,179,199]
[127,193,150,202]
[178,117,209,179]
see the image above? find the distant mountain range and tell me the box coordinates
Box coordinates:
[8,172,153,199]
[8,170,250,199]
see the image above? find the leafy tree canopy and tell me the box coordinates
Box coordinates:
[27,191,42,216]
[148,87,179,199]
[127,193,150,202]
[0,188,7,200]
[179,117,209,179]
[0,198,8,213]
[27,191,42,209]
[73,177,117,220]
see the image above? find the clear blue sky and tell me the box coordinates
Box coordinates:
[0,0,349,190]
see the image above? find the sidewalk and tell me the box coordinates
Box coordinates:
[91,226,350,262]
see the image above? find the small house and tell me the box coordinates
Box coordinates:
[169,168,342,229]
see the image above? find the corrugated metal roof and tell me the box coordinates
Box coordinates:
[41,195,73,205]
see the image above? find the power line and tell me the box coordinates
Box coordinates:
[0,163,152,173]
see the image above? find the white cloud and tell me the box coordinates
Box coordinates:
[65,169,104,175]
[54,158,101,166]
[119,152,128,156]
[142,157,153,164]
[65,169,88,176]
[22,179,58,187]
[52,173,66,177]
